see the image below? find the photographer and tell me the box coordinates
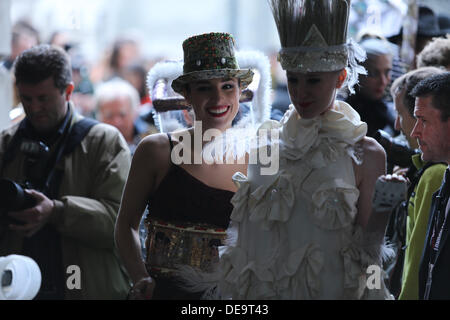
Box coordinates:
[385,67,446,300]
[0,45,131,299]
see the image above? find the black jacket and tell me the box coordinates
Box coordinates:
[345,93,397,138]
[419,169,450,299]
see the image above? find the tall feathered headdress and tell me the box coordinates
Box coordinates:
[270,0,367,93]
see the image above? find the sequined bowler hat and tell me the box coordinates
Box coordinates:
[171,32,254,95]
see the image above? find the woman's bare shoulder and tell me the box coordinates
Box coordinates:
[359,136,386,165]
[132,133,171,170]
[138,133,170,150]
[353,137,386,186]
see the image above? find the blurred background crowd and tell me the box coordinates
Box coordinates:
[1,0,450,151]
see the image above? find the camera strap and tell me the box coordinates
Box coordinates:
[42,116,99,197]
[0,115,99,195]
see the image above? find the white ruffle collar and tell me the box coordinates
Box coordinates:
[278,101,367,160]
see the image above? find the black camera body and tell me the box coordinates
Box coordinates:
[0,139,49,225]
[0,179,36,212]
[0,179,37,226]
[374,129,420,168]
[20,139,50,188]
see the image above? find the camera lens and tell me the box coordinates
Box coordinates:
[0,179,36,211]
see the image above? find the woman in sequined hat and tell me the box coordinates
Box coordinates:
[115,32,267,299]
[219,0,407,300]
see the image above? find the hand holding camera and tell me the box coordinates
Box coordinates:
[0,179,55,237]
[7,189,55,237]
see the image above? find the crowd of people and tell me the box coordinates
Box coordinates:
[0,1,450,300]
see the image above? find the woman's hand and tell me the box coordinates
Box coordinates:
[128,277,156,300]
[365,174,408,235]
[393,165,409,177]
[128,277,155,300]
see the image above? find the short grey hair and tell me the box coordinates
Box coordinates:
[94,78,140,117]
[390,66,445,116]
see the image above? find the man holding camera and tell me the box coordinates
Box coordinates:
[0,45,131,299]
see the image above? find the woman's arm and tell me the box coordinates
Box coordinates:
[114,133,171,299]
[354,137,387,229]
[354,136,407,241]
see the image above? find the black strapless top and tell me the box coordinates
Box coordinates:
[147,164,234,228]
[145,134,235,300]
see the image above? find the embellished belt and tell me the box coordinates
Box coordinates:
[145,217,227,277]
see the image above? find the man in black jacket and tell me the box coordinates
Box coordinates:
[412,73,450,299]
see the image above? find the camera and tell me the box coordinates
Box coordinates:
[0,179,36,212]
[0,139,50,223]
[374,129,420,168]
[20,139,50,187]
[0,179,36,225]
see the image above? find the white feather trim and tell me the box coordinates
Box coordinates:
[145,51,272,139]
[235,50,272,125]
[146,60,183,101]
[169,222,241,300]
[173,265,221,300]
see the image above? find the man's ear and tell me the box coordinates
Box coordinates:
[337,69,347,89]
[65,82,75,101]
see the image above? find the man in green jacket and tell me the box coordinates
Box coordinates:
[0,44,131,299]
[389,66,446,300]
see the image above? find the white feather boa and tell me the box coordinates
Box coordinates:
[234,50,272,126]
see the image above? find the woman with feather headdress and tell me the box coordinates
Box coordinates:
[219,0,407,300]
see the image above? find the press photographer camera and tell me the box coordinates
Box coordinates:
[374,129,420,170]
[0,179,36,223]
[0,138,51,222]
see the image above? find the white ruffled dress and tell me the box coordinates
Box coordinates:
[219,101,389,300]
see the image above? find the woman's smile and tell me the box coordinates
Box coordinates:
[206,105,231,117]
